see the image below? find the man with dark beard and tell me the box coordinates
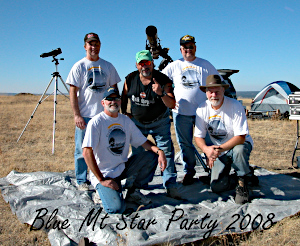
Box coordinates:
[194,75,258,204]
[121,50,182,199]
[82,87,167,214]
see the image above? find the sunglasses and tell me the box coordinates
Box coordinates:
[183,45,195,50]
[138,60,152,66]
[105,97,121,101]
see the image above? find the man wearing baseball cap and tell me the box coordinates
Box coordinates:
[66,32,121,191]
[82,87,167,213]
[162,35,221,186]
[121,50,182,199]
[194,75,258,204]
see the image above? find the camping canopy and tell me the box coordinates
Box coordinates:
[251,81,299,113]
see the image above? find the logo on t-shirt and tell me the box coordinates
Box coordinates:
[207,116,228,144]
[181,67,201,89]
[107,125,126,156]
[87,66,107,93]
[140,92,146,98]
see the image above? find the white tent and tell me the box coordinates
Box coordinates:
[251,81,299,113]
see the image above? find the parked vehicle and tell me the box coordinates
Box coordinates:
[217,69,239,99]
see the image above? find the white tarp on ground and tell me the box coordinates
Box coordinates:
[1,161,300,246]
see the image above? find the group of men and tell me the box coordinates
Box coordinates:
[66,32,258,214]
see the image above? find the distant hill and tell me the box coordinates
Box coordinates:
[0,93,40,96]
[236,91,259,99]
[1,91,260,99]
[0,93,17,96]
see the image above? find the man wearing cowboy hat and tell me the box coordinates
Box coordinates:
[194,74,257,204]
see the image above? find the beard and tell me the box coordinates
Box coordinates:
[105,103,120,113]
[141,68,151,77]
[209,97,222,107]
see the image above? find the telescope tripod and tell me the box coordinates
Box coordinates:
[17,56,69,154]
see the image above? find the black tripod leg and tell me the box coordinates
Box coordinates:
[195,148,210,173]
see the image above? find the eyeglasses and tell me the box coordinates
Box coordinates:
[138,61,152,66]
[105,97,121,101]
[182,45,195,50]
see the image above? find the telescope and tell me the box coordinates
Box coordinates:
[145,25,173,71]
[18,47,68,154]
[40,48,62,58]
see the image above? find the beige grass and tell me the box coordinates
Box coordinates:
[0,95,299,245]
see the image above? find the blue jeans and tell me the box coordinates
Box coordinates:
[172,112,197,176]
[74,117,91,185]
[210,141,252,193]
[95,151,158,214]
[131,111,177,188]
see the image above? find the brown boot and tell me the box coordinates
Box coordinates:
[235,177,249,204]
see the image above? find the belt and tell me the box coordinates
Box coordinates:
[138,110,168,125]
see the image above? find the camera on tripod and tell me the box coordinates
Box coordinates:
[40,48,62,58]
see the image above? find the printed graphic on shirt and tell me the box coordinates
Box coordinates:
[131,95,155,107]
[87,66,107,93]
[107,124,126,156]
[181,67,201,89]
[207,116,228,144]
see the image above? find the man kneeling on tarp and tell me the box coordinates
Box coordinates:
[194,75,258,204]
[82,87,166,214]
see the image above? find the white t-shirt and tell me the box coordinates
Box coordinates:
[194,97,253,155]
[66,57,121,118]
[162,57,219,116]
[82,112,147,188]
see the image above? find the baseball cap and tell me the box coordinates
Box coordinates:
[180,35,196,45]
[84,33,100,43]
[200,75,229,92]
[103,87,120,99]
[136,50,153,64]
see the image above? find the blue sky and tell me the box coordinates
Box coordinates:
[0,0,299,94]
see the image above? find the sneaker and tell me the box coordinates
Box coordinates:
[235,177,249,204]
[167,187,182,200]
[77,182,90,191]
[93,192,101,204]
[126,189,151,205]
[181,173,195,186]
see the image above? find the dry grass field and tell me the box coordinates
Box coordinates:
[0,95,299,246]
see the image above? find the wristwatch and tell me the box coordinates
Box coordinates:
[158,91,167,98]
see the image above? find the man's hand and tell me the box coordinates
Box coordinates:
[206,158,215,169]
[100,178,119,190]
[75,115,86,130]
[158,150,167,172]
[141,141,167,172]
[204,145,222,168]
[152,78,163,96]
